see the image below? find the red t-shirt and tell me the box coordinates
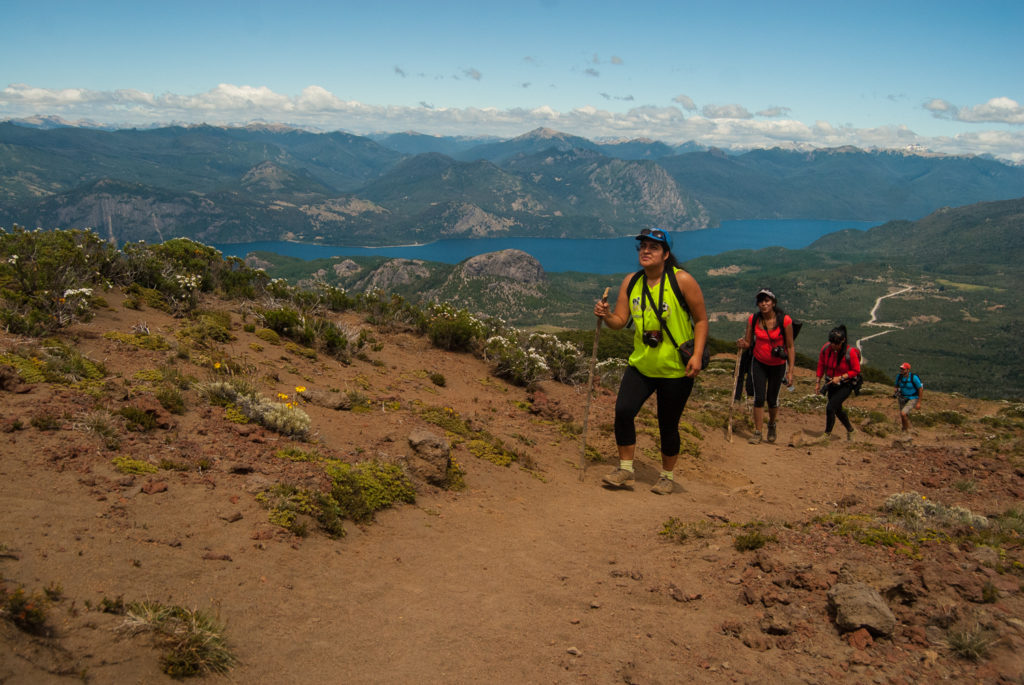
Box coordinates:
[749,313,791,366]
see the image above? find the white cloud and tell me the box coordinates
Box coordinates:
[925,96,1024,125]
[672,95,696,111]
[463,68,482,81]
[756,106,790,118]
[2,83,1023,162]
[701,104,753,119]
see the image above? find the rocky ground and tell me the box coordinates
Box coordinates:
[1,289,1022,684]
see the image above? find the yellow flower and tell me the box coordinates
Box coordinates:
[277,393,289,400]
[214,362,221,369]
[295,386,306,393]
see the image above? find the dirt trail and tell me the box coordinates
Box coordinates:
[1,294,1022,684]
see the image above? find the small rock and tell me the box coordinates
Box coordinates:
[847,627,874,650]
[201,552,232,561]
[141,481,168,495]
[566,647,582,656]
[220,512,243,523]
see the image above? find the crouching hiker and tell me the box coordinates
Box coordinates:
[592,228,709,495]
[895,362,923,432]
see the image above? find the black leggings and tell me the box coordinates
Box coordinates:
[751,358,786,409]
[614,366,694,456]
[825,383,854,434]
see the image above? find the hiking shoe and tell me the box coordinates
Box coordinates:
[846,430,854,442]
[651,476,675,495]
[766,422,777,443]
[602,468,635,488]
[748,431,763,445]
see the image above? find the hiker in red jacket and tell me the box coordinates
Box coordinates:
[815,324,860,440]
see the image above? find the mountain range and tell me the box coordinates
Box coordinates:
[3,122,1024,246]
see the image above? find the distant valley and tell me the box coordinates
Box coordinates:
[253,198,1023,400]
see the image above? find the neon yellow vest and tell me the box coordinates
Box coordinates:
[627,267,695,378]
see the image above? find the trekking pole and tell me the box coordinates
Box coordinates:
[579,287,609,482]
[726,346,742,442]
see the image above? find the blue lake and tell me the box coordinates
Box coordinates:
[213,219,879,275]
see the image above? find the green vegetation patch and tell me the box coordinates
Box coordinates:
[419,404,518,467]
[660,517,717,544]
[256,483,345,538]
[326,460,416,523]
[112,456,159,474]
[103,330,170,350]
[1,339,106,386]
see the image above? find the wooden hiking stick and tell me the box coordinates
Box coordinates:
[579,287,610,481]
[726,346,742,442]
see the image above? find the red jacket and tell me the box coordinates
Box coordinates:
[816,343,860,379]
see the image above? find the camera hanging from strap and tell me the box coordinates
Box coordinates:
[641,273,709,369]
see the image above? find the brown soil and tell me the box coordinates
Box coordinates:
[1,290,1022,684]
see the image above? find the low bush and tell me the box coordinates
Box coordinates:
[326,460,416,523]
[120,601,237,678]
[427,303,485,352]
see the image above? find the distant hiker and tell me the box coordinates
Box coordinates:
[592,228,709,495]
[815,325,860,441]
[894,362,923,432]
[736,288,795,444]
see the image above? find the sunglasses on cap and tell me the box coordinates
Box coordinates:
[638,228,667,241]
[635,228,672,251]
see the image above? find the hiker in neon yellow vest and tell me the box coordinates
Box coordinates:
[592,228,709,495]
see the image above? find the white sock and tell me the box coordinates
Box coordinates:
[620,460,634,472]
[660,470,673,481]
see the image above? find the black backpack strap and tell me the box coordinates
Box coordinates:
[627,270,644,298]
[667,267,690,316]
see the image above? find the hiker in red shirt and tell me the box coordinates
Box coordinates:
[736,288,795,444]
[815,324,860,440]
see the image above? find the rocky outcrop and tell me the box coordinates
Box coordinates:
[403,430,451,486]
[357,259,431,291]
[459,250,544,284]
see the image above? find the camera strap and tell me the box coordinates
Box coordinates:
[642,273,683,351]
[640,273,666,338]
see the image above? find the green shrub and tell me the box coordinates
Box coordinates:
[326,460,415,523]
[117,406,158,432]
[1,587,49,635]
[254,328,281,345]
[913,410,968,427]
[30,413,62,431]
[156,386,186,414]
[484,335,548,388]
[261,307,302,337]
[0,226,119,335]
[121,601,237,678]
[257,483,345,538]
[427,303,485,352]
[112,456,159,474]
[945,623,994,661]
[660,517,717,543]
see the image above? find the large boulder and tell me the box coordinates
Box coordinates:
[403,430,451,486]
[828,582,897,637]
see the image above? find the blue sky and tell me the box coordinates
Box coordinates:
[3,0,1023,160]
